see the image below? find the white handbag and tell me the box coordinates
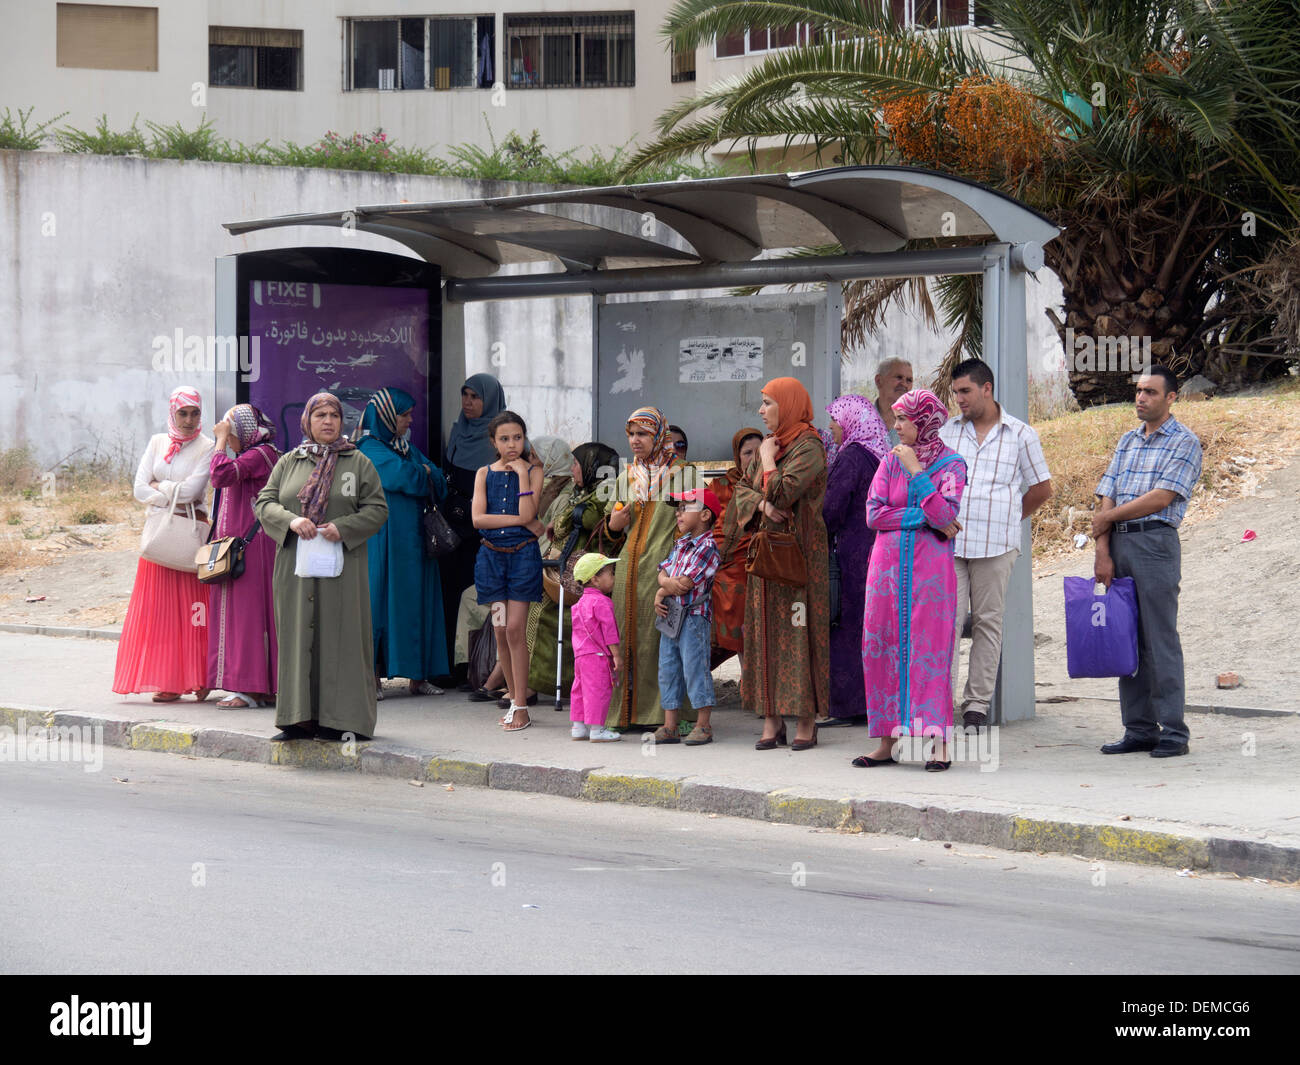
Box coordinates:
[140,482,208,572]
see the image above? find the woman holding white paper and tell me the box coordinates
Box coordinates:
[254,392,388,741]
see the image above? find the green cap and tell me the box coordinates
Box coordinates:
[574,552,619,585]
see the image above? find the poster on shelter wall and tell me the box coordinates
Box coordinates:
[246,280,430,453]
[678,336,764,384]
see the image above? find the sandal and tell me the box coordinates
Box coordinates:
[683,725,713,746]
[651,725,681,745]
[193,689,211,702]
[409,680,445,696]
[502,705,532,732]
[216,693,261,709]
[152,692,181,703]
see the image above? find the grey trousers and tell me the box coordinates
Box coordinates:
[951,549,1019,719]
[1109,524,1188,745]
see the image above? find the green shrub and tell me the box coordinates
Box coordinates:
[0,107,69,150]
[56,114,147,155]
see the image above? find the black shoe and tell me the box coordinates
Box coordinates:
[924,759,951,772]
[1150,742,1189,758]
[1100,736,1159,754]
[819,714,867,728]
[468,687,504,702]
[851,754,899,767]
[270,723,315,742]
[962,710,987,728]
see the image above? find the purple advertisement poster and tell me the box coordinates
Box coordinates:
[247,280,431,454]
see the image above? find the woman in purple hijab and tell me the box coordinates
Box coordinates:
[820,394,892,726]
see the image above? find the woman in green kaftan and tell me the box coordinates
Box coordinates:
[255,392,389,741]
[603,407,699,729]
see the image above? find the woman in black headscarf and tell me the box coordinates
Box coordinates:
[437,373,506,683]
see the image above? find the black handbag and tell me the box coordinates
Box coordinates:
[421,494,462,559]
[440,478,475,539]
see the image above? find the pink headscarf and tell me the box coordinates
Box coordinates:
[826,394,891,467]
[164,386,203,463]
[892,389,951,467]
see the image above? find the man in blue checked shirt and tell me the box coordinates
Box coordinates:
[1091,367,1203,758]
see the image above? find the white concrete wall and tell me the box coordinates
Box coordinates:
[0,149,1068,472]
[2,0,689,158]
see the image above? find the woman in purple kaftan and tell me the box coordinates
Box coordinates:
[207,405,279,707]
[859,389,966,770]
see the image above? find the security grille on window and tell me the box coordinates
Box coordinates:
[347,17,483,90]
[714,2,992,57]
[504,12,634,89]
[209,27,303,90]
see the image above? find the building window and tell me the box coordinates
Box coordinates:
[57,3,158,71]
[671,45,695,83]
[346,16,489,90]
[209,27,303,90]
[503,12,635,88]
[714,2,993,57]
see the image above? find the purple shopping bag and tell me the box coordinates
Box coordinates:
[1064,576,1139,678]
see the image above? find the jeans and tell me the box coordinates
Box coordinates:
[658,612,715,711]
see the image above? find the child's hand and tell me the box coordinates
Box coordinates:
[654,590,669,617]
[510,457,532,478]
[611,653,623,674]
[672,575,694,596]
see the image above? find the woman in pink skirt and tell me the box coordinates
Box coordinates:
[113,386,215,701]
[207,404,279,708]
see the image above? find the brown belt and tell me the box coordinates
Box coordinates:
[480,536,536,554]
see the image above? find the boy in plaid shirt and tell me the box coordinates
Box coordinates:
[653,488,722,746]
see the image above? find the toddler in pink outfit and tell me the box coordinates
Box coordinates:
[569,553,623,742]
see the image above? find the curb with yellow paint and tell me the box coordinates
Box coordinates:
[2,704,1295,882]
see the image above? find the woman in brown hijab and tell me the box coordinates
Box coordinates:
[254,392,389,741]
[728,378,831,751]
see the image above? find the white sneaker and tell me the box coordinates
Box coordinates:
[570,723,590,740]
[588,726,623,743]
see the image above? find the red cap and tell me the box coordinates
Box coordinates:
[668,487,722,517]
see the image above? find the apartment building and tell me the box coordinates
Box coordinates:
[8,2,1008,162]
[6,1,695,156]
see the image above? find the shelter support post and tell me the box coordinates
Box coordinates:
[983,245,1036,724]
[441,297,466,458]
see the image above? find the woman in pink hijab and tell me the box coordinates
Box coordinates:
[858,389,967,770]
[113,386,215,701]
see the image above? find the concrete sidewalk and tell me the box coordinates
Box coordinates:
[2,631,1297,881]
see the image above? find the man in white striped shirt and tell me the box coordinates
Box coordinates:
[940,359,1053,727]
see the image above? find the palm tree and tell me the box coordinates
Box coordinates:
[622,0,1300,403]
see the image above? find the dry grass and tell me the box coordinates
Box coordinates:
[0,446,137,575]
[1032,378,1300,560]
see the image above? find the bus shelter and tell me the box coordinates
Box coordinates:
[224,165,1060,723]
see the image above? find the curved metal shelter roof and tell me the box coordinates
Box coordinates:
[224,165,1059,279]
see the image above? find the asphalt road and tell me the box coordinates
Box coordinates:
[1,748,1297,974]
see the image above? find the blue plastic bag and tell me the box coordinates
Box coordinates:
[1064,576,1139,678]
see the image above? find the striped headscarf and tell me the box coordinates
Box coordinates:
[296,392,356,524]
[626,405,674,502]
[224,403,276,452]
[826,393,891,466]
[164,385,203,463]
[359,387,414,457]
[892,388,951,467]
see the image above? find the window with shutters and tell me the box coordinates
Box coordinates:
[57,3,158,72]
[209,27,303,90]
